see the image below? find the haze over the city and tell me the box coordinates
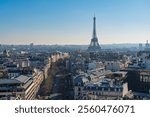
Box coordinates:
[0,0,150,45]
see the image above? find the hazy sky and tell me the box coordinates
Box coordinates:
[0,0,150,45]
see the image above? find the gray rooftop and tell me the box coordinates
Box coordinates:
[16,75,31,84]
[0,79,20,84]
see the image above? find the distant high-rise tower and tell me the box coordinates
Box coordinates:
[139,43,143,50]
[145,40,150,50]
[87,16,101,52]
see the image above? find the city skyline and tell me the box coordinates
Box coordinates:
[0,0,150,45]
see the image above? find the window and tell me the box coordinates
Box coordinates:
[78,83,81,86]
[78,88,81,91]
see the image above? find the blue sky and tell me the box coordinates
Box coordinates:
[0,0,150,45]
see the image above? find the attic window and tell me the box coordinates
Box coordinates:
[78,83,81,86]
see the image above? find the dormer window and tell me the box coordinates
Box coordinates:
[78,83,81,86]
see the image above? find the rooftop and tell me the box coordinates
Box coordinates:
[0,79,20,84]
[16,75,32,84]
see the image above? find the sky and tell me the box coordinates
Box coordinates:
[0,0,150,45]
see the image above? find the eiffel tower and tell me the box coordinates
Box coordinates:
[87,16,101,52]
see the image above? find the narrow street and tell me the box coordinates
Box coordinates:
[38,59,73,100]
[49,74,73,100]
